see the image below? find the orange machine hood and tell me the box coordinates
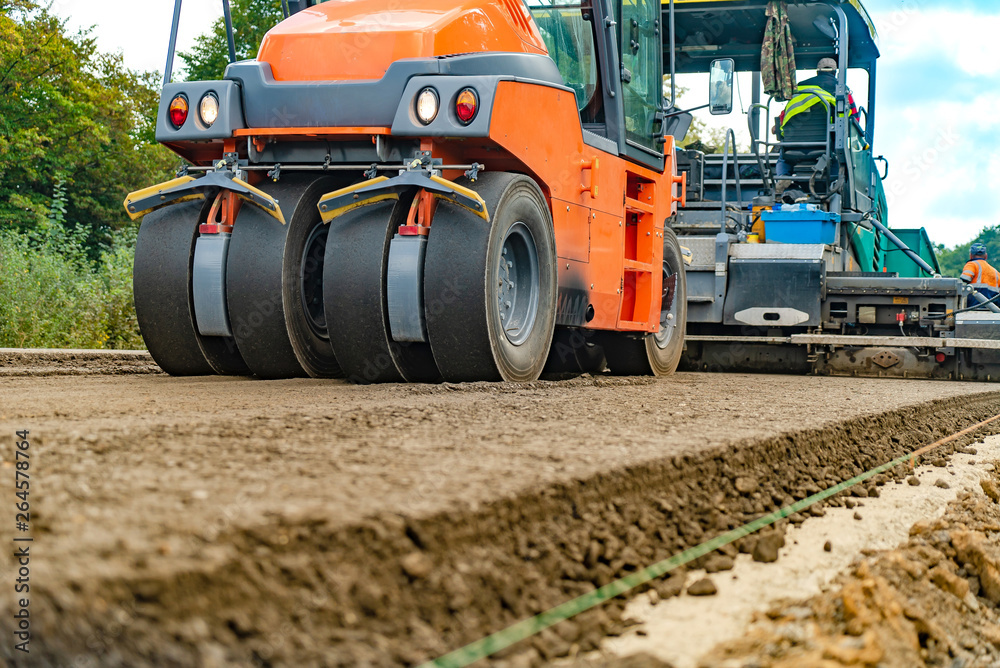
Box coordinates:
[257,0,548,82]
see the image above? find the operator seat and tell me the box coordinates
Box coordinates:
[778,106,837,195]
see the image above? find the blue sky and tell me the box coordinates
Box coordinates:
[54,0,1000,248]
[861,0,1000,246]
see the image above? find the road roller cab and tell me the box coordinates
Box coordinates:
[127,0,692,383]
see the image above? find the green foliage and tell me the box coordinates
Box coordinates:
[0,220,143,350]
[936,225,1000,278]
[663,76,744,154]
[0,0,175,249]
[179,0,284,81]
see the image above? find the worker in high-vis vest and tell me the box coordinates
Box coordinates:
[773,58,859,178]
[961,243,1000,306]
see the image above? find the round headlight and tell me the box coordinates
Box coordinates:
[199,92,219,127]
[415,87,439,125]
[168,94,189,129]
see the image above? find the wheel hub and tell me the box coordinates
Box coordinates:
[496,222,540,346]
[654,263,679,350]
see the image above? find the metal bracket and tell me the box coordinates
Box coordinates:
[464,163,484,182]
[873,350,901,369]
[124,170,285,224]
[317,170,488,224]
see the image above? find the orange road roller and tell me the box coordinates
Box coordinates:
[126,0,692,383]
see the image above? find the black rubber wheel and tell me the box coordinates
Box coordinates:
[323,196,441,384]
[282,175,352,378]
[602,226,687,376]
[424,173,557,382]
[133,200,250,376]
[227,175,343,379]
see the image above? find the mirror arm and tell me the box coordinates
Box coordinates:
[664,103,708,118]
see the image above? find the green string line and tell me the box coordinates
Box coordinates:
[422,447,939,668]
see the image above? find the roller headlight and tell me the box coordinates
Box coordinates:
[199,92,219,127]
[415,87,439,125]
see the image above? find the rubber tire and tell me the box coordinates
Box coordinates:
[323,194,441,384]
[324,200,406,384]
[602,226,688,376]
[227,175,341,379]
[281,175,351,378]
[133,200,250,376]
[424,173,557,382]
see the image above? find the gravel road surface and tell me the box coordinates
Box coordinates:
[1,357,998,666]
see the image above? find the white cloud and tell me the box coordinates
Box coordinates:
[879,9,1000,77]
[876,9,1000,245]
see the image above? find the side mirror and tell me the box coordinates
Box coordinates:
[874,155,889,181]
[709,58,735,115]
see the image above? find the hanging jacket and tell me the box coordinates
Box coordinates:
[761,1,796,101]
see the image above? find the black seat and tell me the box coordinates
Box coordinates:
[778,107,839,197]
[779,107,830,167]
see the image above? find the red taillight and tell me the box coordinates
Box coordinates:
[168,95,189,129]
[456,88,478,124]
[936,352,947,363]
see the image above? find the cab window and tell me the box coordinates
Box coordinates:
[617,0,661,153]
[527,1,600,117]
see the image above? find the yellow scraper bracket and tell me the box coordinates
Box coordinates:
[124,171,286,224]
[317,171,488,224]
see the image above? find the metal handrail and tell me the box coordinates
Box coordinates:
[747,100,773,192]
[719,128,743,230]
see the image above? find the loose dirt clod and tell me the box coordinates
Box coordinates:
[753,533,784,563]
[695,467,1000,668]
[703,555,735,573]
[981,478,1000,503]
[824,540,833,552]
[935,479,951,489]
[401,552,434,579]
[908,476,921,486]
[687,578,718,597]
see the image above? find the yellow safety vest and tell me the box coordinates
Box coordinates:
[781,85,837,129]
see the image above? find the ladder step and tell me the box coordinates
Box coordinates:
[624,196,654,215]
[616,320,650,332]
[624,259,654,273]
